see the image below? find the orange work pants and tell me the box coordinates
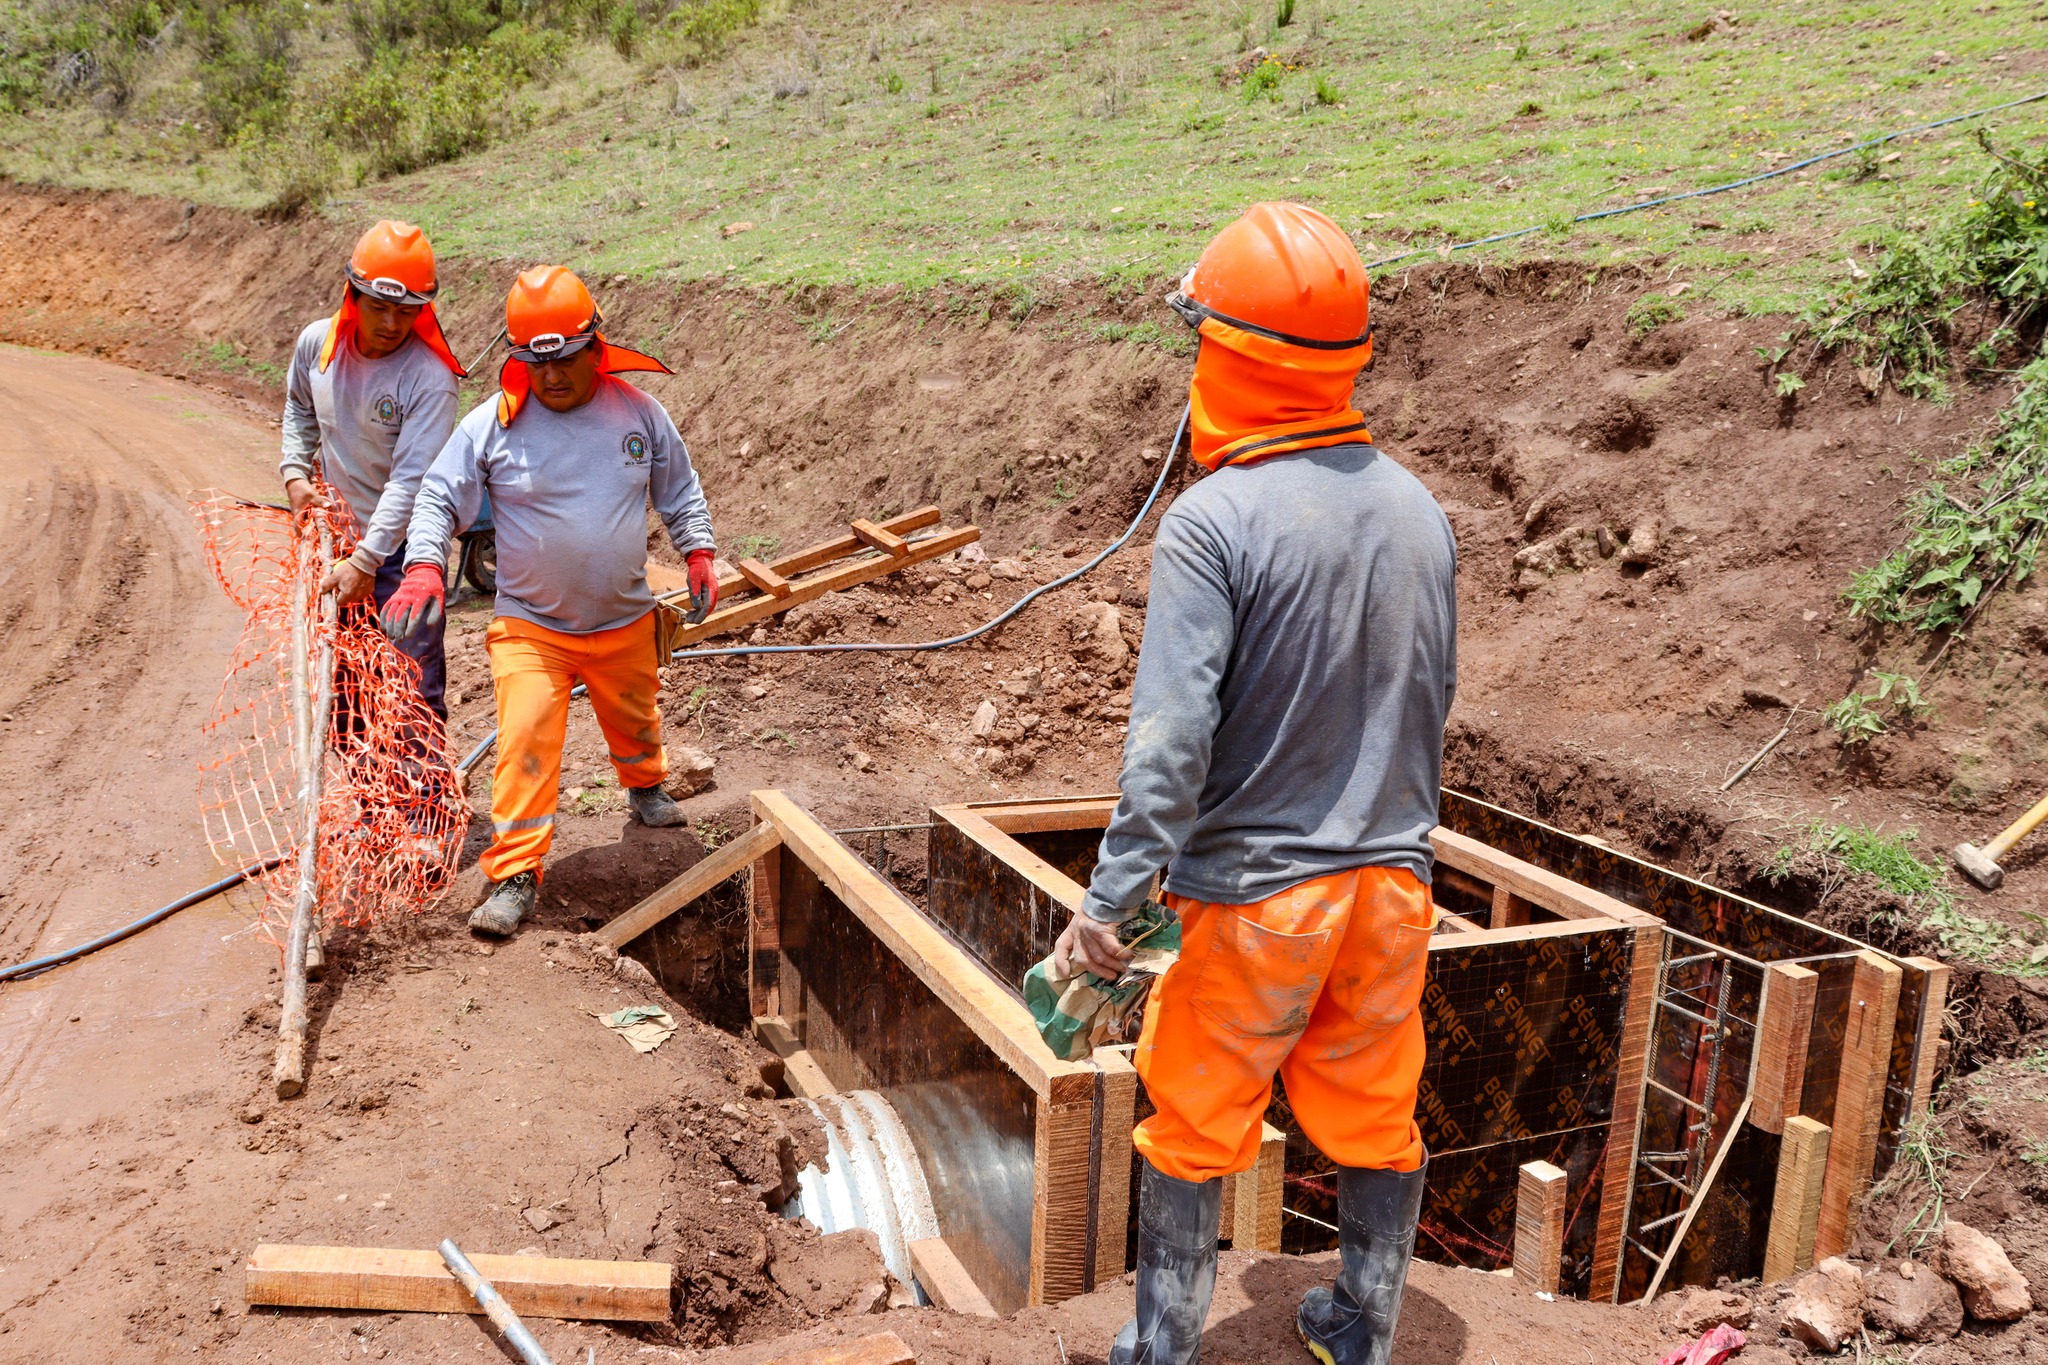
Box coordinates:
[1133,866,1435,1183]
[481,613,669,882]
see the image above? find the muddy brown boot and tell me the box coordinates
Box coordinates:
[469,871,537,937]
[1108,1160,1222,1365]
[627,784,685,827]
[1297,1160,1428,1365]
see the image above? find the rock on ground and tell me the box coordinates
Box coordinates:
[670,743,717,796]
[1657,1286,1752,1338]
[1863,1259,1963,1342]
[1938,1221,2034,1323]
[1782,1257,1864,1353]
[1068,600,1128,672]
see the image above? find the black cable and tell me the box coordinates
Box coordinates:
[1363,89,2048,272]
[0,857,282,984]
[456,401,1192,774]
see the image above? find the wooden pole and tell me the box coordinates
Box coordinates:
[1813,951,1902,1259]
[1750,963,1819,1134]
[1763,1116,1832,1282]
[274,519,336,1100]
[1512,1160,1568,1295]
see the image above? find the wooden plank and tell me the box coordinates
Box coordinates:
[244,1244,670,1321]
[1589,924,1662,1302]
[1814,950,1903,1260]
[1437,913,1487,935]
[909,1239,998,1317]
[597,822,780,949]
[750,843,783,1019]
[1642,1095,1751,1302]
[674,526,980,647]
[1030,1082,1095,1305]
[1751,963,1819,1135]
[1901,956,1952,1127]
[937,806,1088,913]
[738,557,793,598]
[1426,917,1632,951]
[1763,1117,1833,1282]
[756,1331,916,1365]
[1430,827,1657,926]
[851,518,910,557]
[751,790,1092,1099]
[754,1016,836,1099]
[648,507,946,603]
[971,798,1120,835]
[1489,885,1532,930]
[1512,1160,1568,1295]
[1093,1051,1137,1288]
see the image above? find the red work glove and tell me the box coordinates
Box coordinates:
[380,563,445,640]
[686,548,719,614]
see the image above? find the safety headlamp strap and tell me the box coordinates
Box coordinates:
[348,265,435,305]
[1165,290,1371,352]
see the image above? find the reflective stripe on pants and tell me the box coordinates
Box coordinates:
[480,612,668,881]
[1132,865,1434,1182]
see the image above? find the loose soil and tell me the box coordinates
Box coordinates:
[5,181,2048,1361]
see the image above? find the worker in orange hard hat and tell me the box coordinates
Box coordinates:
[282,219,466,713]
[389,265,719,938]
[1053,203,1455,1365]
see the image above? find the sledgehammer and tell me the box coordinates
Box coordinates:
[1954,788,2048,890]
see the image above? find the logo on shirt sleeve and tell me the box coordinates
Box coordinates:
[372,394,401,425]
[622,431,650,463]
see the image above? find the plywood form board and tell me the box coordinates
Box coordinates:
[244,1244,670,1320]
[1875,956,1951,1172]
[1439,789,1939,1175]
[1813,951,1902,1260]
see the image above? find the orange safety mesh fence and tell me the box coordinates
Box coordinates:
[193,489,465,943]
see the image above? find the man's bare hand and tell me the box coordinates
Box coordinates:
[285,478,331,517]
[319,559,376,605]
[1054,912,1133,982]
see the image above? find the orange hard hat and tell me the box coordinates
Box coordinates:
[1169,202,1371,352]
[505,265,600,356]
[347,220,439,305]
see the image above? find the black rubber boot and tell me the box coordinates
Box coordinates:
[1108,1160,1223,1365]
[1297,1160,1428,1365]
[628,784,685,827]
[469,870,538,937]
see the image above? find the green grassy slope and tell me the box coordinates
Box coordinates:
[7,1,2047,306]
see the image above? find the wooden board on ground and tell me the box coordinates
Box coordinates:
[650,507,979,649]
[597,821,780,950]
[244,1244,670,1321]
[758,1332,917,1365]
[909,1239,998,1318]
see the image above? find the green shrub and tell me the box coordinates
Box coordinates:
[637,0,760,70]
[189,1,301,137]
[1625,293,1684,335]
[1241,56,1283,102]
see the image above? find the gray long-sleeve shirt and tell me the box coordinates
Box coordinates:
[1082,442,1458,923]
[279,318,461,571]
[405,377,715,634]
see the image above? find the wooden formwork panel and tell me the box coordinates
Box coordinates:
[747,792,1128,1315]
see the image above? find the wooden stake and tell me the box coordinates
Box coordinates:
[1489,885,1532,929]
[1512,1160,1567,1295]
[1762,1116,1832,1282]
[1813,950,1902,1260]
[1901,956,1951,1128]
[596,821,780,949]
[1751,963,1819,1135]
[275,520,337,1101]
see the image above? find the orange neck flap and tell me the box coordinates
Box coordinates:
[494,336,674,427]
[316,287,467,379]
[1187,316,1372,471]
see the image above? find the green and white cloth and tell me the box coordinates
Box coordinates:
[1025,900,1181,1061]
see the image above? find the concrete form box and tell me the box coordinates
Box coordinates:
[746,791,1133,1316]
[925,796,1662,1301]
